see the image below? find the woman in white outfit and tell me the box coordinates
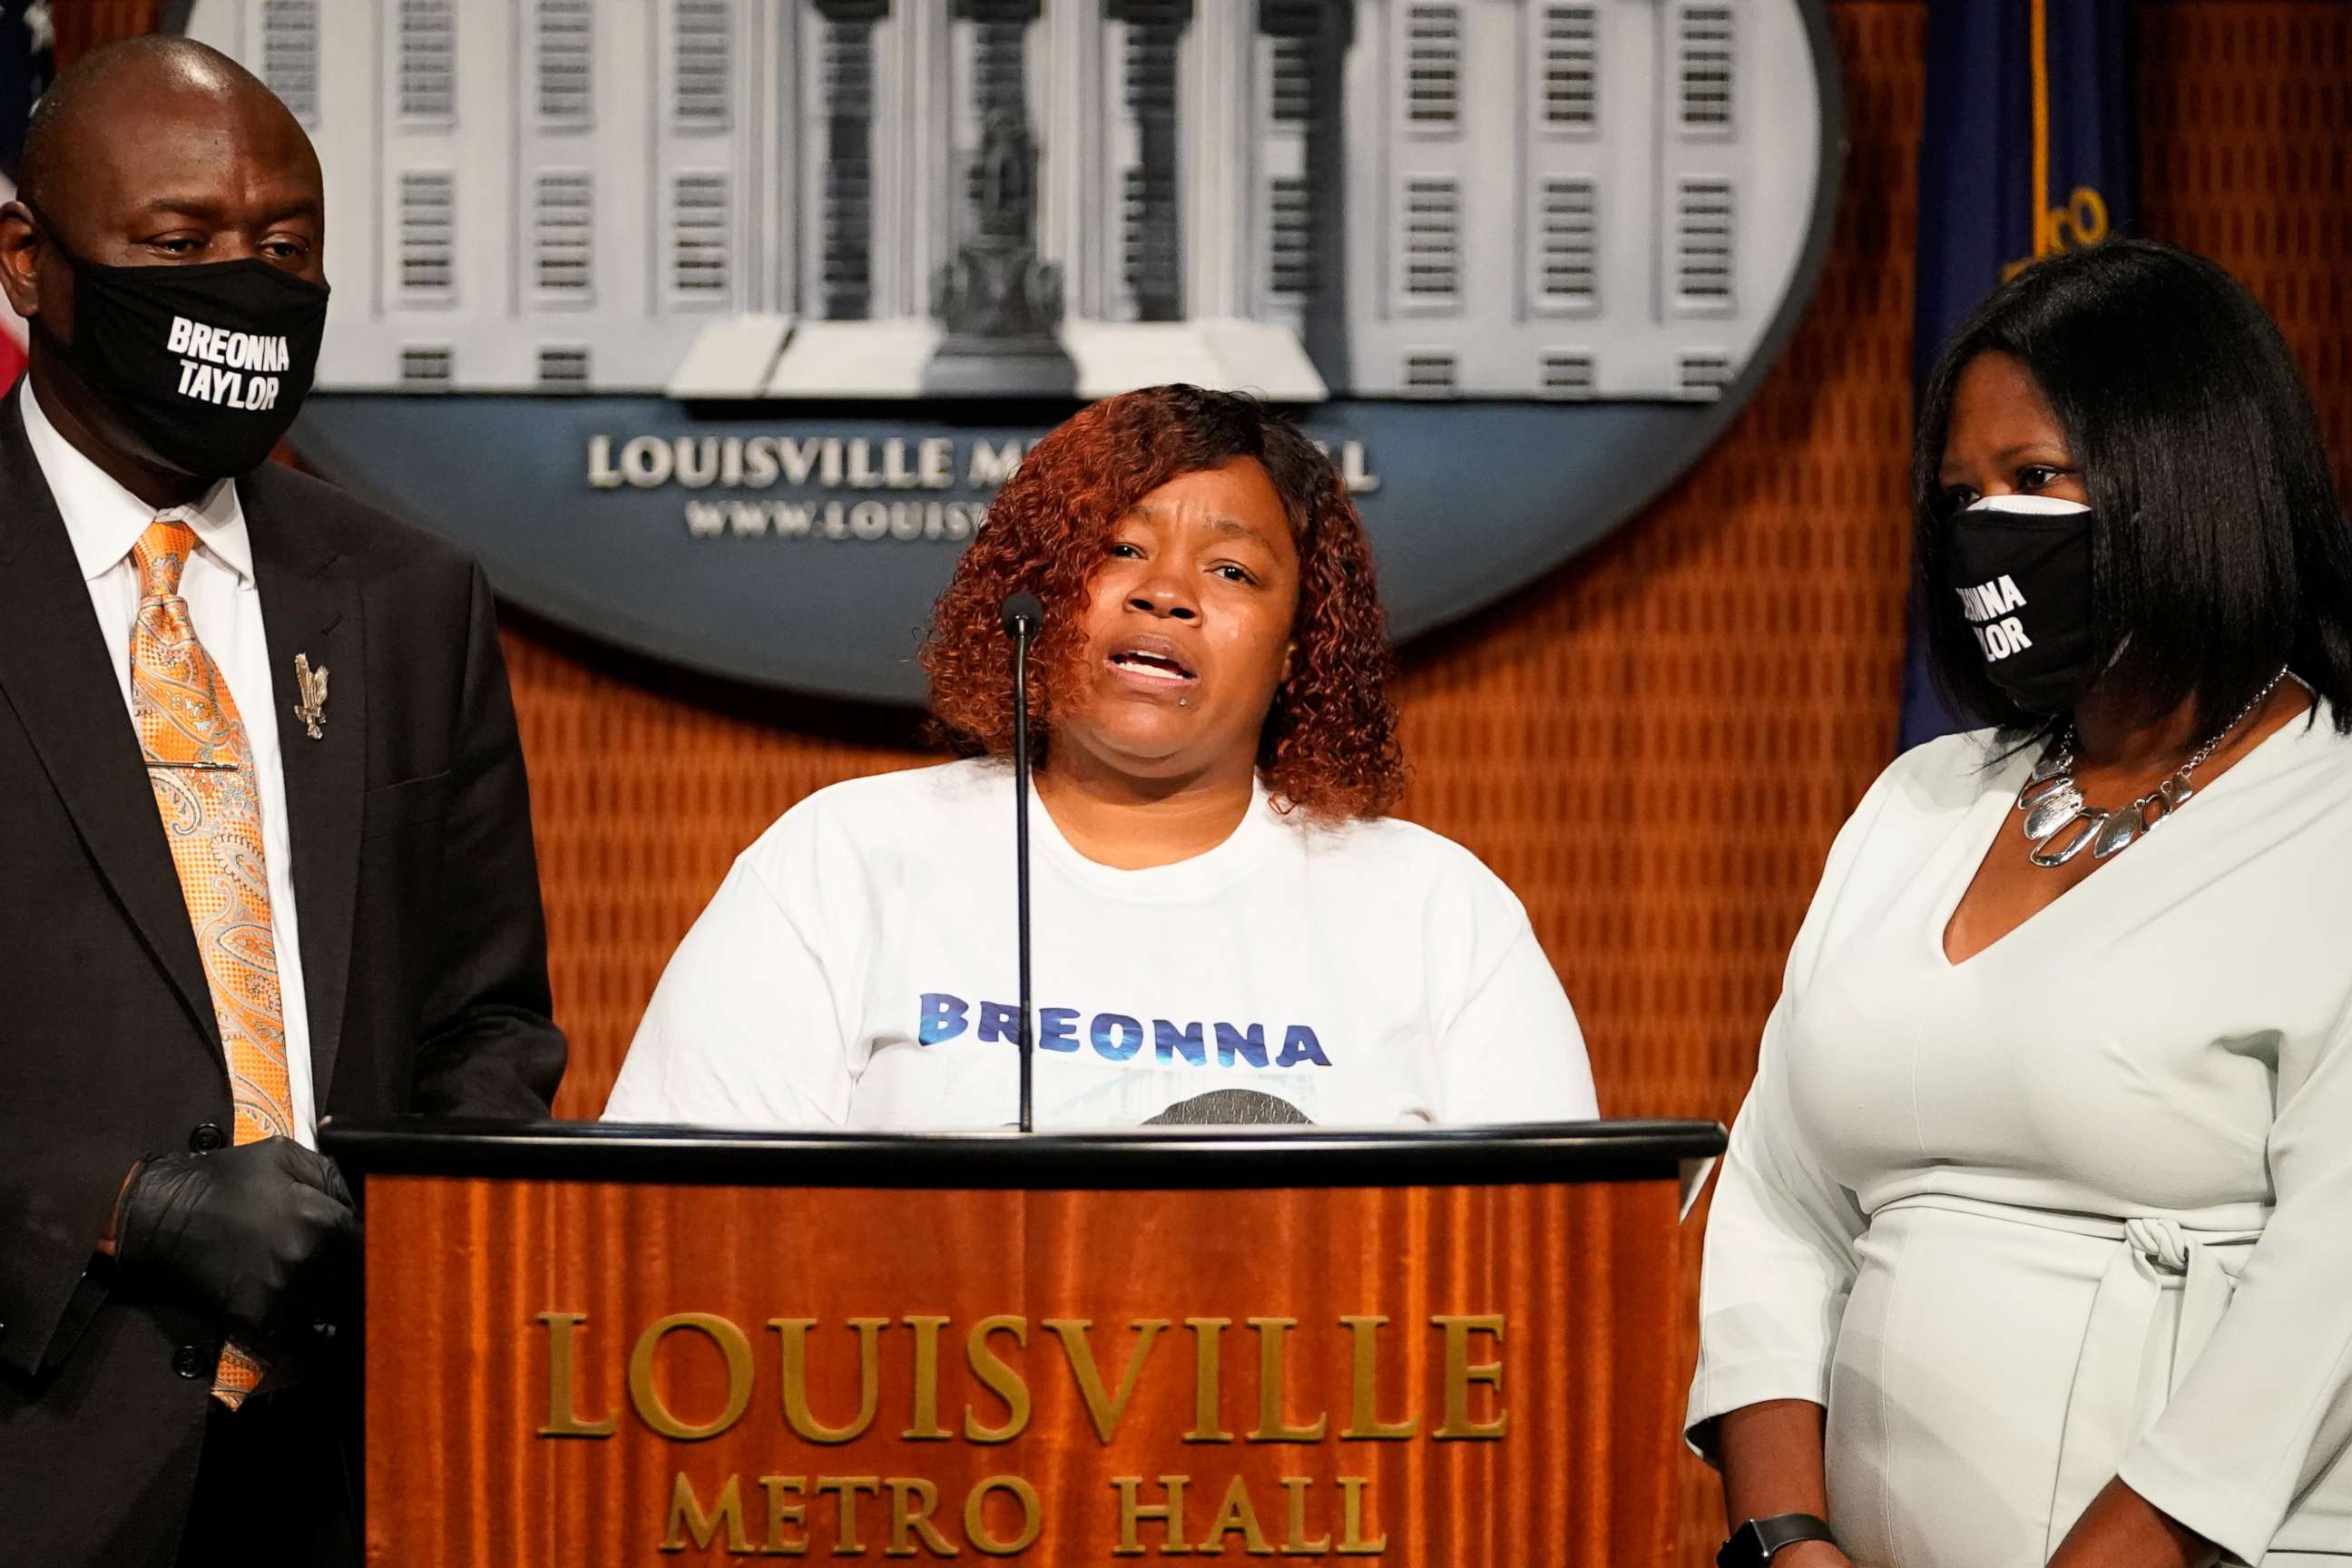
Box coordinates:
[1690,240,2352,1568]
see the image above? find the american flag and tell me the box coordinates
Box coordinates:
[0,1,55,391]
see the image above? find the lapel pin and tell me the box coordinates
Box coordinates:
[293,653,329,740]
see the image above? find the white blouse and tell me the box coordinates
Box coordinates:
[1690,713,2352,1566]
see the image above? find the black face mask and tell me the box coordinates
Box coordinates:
[1944,495,2102,716]
[31,211,329,477]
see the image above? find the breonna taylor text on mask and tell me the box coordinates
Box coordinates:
[166,314,289,411]
[1955,573,2034,663]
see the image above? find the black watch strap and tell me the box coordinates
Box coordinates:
[1717,1513,1835,1568]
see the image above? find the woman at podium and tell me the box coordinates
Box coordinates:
[1690,240,2352,1568]
[605,384,1597,1131]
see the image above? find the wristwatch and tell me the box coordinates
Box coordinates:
[1717,1513,1836,1568]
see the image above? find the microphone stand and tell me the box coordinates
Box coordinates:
[1012,624,1034,1134]
[1000,591,1044,1134]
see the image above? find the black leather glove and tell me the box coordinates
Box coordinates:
[114,1136,359,1357]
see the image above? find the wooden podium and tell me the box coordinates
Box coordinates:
[322,1118,1722,1567]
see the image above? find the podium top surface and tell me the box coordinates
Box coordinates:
[319,1116,1724,1189]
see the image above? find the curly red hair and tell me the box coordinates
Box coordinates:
[922,384,1405,819]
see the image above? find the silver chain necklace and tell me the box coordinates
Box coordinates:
[2014,666,2290,867]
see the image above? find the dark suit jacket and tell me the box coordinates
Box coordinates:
[0,397,565,1565]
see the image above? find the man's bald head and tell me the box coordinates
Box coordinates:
[20,35,318,240]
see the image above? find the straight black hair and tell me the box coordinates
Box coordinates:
[1913,238,2352,740]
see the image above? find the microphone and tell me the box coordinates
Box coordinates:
[1000,592,1044,1133]
[1000,592,1044,640]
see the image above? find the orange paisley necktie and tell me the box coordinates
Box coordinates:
[130,518,294,1407]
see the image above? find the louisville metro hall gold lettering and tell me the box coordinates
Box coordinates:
[534,1309,1509,1556]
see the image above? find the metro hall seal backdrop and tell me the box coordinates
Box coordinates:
[181,0,1845,703]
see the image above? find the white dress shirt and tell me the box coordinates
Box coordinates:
[23,383,318,1146]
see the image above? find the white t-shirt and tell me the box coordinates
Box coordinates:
[604,760,1597,1130]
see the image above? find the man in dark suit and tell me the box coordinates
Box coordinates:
[0,37,564,1566]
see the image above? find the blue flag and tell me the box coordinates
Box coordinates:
[1897,0,2133,750]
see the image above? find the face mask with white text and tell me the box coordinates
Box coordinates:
[33,205,328,477]
[1945,495,2102,716]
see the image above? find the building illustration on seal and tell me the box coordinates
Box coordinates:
[182,0,1827,403]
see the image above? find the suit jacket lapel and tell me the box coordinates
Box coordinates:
[0,397,220,1049]
[243,470,365,1111]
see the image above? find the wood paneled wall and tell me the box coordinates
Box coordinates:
[51,0,166,61]
[53,5,2352,1563]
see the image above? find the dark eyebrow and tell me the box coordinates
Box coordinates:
[258,196,324,226]
[1990,441,2069,464]
[136,194,322,225]
[1125,501,1282,550]
[136,196,227,220]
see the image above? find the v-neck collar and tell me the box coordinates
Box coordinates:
[1932,709,2312,970]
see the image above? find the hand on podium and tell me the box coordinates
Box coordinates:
[114,1137,360,1358]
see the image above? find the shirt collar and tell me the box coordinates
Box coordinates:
[20,380,251,585]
